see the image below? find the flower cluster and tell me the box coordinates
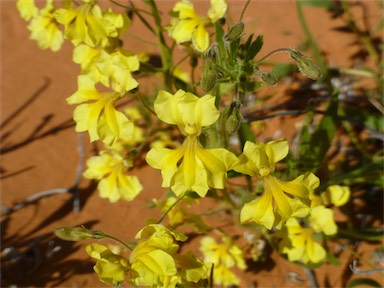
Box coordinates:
[18,0,344,286]
[278,206,338,264]
[146,89,239,197]
[167,0,227,52]
[17,0,63,51]
[200,235,246,286]
[234,139,319,229]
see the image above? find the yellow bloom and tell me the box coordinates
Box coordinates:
[235,140,319,229]
[16,0,38,21]
[310,185,351,208]
[73,44,139,93]
[154,90,220,136]
[67,75,134,145]
[27,0,64,52]
[168,0,227,52]
[146,90,238,197]
[279,218,326,264]
[279,207,337,264]
[200,236,246,269]
[54,0,129,47]
[323,185,351,207]
[200,235,246,287]
[172,66,191,83]
[86,243,130,286]
[129,224,206,287]
[83,150,142,202]
[309,205,338,235]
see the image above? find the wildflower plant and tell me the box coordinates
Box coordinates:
[17,0,383,287]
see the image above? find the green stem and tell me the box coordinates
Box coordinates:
[129,1,156,35]
[104,233,134,250]
[157,194,185,224]
[145,0,174,90]
[239,0,251,22]
[296,0,330,85]
[256,48,291,63]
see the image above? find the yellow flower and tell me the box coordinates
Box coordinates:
[279,218,326,264]
[146,90,238,197]
[86,243,130,286]
[200,235,246,287]
[323,185,351,207]
[27,0,64,52]
[235,140,319,229]
[17,0,38,21]
[67,75,134,145]
[168,0,227,52]
[153,90,220,136]
[83,150,142,202]
[172,66,191,83]
[310,185,351,208]
[129,224,206,287]
[279,206,337,264]
[54,0,129,47]
[73,44,140,93]
[309,205,338,236]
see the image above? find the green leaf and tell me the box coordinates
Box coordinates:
[273,63,297,79]
[300,0,333,9]
[299,91,338,172]
[348,278,381,288]
[239,81,262,92]
[246,35,263,61]
[238,122,256,148]
[337,227,384,242]
[215,22,225,59]
[326,251,342,265]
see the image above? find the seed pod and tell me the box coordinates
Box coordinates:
[224,22,245,43]
[289,49,322,80]
[55,226,105,241]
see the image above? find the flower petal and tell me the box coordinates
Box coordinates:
[240,191,274,229]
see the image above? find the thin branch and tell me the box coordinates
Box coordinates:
[2,132,86,215]
[1,188,69,215]
[303,267,319,288]
[349,260,384,275]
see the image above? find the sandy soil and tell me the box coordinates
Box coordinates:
[1,1,383,287]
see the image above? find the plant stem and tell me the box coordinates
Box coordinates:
[104,233,134,250]
[157,194,185,224]
[256,48,291,63]
[296,0,330,86]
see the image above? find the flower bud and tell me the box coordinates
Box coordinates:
[55,226,106,241]
[260,72,277,86]
[289,49,322,80]
[225,113,241,134]
[224,22,244,42]
[201,43,219,92]
[225,101,243,134]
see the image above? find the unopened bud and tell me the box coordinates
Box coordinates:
[225,101,243,134]
[260,72,277,86]
[55,226,106,241]
[289,49,322,80]
[200,43,219,92]
[224,22,244,42]
[225,114,241,134]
